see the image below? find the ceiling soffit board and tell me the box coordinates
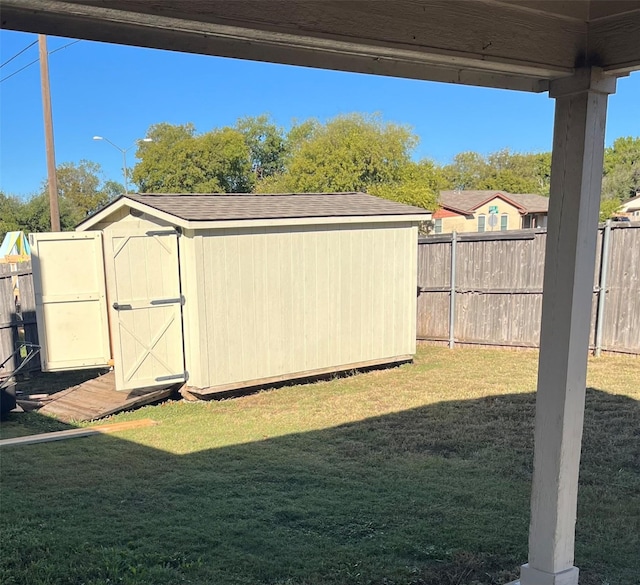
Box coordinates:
[588,9,640,74]
[2,0,591,92]
[3,1,638,87]
[498,0,591,21]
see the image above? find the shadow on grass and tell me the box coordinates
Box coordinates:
[0,387,637,585]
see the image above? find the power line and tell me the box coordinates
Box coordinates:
[0,57,39,83]
[0,39,38,69]
[0,40,81,84]
[50,39,80,56]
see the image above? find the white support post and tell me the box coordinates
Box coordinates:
[510,68,616,585]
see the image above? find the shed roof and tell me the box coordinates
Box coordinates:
[125,192,431,220]
[78,192,431,230]
[439,190,550,215]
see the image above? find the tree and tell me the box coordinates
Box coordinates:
[442,149,551,195]
[132,123,254,193]
[19,193,78,233]
[368,160,443,211]
[602,136,640,201]
[235,115,287,179]
[442,151,487,191]
[41,160,124,226]
[257,113,417,193]
[599,197,623,222]
[0,193,24,241]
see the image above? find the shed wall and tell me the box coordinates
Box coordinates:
[188,222,418,390]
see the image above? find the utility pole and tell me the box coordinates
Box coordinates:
[38,34,60,231]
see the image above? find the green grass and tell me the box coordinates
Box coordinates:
[0,346,638,585]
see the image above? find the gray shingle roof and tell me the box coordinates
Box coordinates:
[439,190,549,214]
[124,192,431,221]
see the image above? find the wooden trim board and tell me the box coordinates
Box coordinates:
[188,355,414,398]
[0,418,158,448]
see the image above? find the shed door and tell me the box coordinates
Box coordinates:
[30,231,111,371]
[105,230,186,391]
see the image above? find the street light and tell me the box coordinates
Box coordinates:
[93,136,152,194]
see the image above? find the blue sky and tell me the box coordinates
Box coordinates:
[1,29,639,198]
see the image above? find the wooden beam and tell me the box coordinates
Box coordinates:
[0,418,159,448]
[510,67,616,585]
[1,0,583,92]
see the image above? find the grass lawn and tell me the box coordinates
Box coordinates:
[0,345,638,585]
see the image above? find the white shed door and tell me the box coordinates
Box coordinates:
[105,230,186,391]
[30,231,111,371]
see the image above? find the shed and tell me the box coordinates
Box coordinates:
[30,192,430,395]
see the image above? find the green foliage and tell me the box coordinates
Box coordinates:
[0,193,24,241]
[133,123,253,193]
[255,113,437,208]
[235,115,288,179]
[442,149,551,195]
[280,113,417,192]
[602,136,640,202]
[599,197,623,221]
[1,161,122,238]
[40,160,123,226]
[19,193,78,232]
[368,160,443,210]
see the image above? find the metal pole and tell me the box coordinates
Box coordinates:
[449,231,457,349]
[594,219,612,357]
[38,34,60,231]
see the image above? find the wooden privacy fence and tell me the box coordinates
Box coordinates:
[417,223,640,355]
[0,261,39,375]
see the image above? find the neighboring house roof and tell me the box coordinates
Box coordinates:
[78,192,431,230]
[438,190,549,215]
[619,194,640,212]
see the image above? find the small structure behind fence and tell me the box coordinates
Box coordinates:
[417,223,640,355]
[0,261,39,375]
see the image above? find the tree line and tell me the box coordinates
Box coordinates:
[2,113,638,240]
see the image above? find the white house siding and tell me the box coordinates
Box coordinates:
[188,222,418,389]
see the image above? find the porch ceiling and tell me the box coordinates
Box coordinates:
[2,1,639,93]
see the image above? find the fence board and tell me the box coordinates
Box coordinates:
[602,226,640,352]
[0,260,39,375]
[417,224,640,355]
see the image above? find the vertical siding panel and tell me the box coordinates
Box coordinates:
[383,227,396,358]
[340,230,353,363]
[237,233,257,381]
[326,228,339,367]
[370,227,385,358]
[317,227,328,367]
[360,228,373,360]
[193,235,209,386]
[265,229,284,376]
[351,229,364,363]
[252,229,268,376]
[179,234,198,386]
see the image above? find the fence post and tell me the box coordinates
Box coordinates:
[594,219,612,357]
[449,231,457,349]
